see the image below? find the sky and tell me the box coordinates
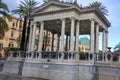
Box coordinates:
[2,0,120,51]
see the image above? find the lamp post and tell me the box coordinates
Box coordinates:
[107,47,112,52]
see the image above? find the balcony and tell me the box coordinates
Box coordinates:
[9,37,16,40]
[11,27,17,30]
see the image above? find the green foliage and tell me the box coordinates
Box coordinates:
[4,47,20,52]
[12,0,39,17]
[12,0,39,50]
[79,52,88,60]
[0,0,11,37]
[87,1,108,16]
[9,47,20,51]
[3,47,20,58]
[114,42,120,53]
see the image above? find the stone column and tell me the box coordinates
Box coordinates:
[57,34,60,51]
[90,19,95,53]
[95,24,99,53]
[31,22,36,51]
[75,20,80,61]
[75,20,80,52]
[38,21,44,51]
[59,18,65,51]
[106,32,108,50]
[102,30,106,53]
[28,22,33,51]
[70,17,75,51]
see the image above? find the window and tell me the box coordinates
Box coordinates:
[0,33,4,39]
[20,24,22,29]
[11,32,14,38]
[12,23,15,27]
[16,22,18,27]
[82,47,84,50]
[44,32,46,35]
[0,34,2,39]
[48,33,50,36]
[0,43,3,49]
[8,42,14,48]
[47,48,49,51]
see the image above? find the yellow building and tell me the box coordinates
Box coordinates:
[78,37,90,53]
[35,29,58,52]
[0,16,23,57]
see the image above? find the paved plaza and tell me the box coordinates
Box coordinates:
[0,73,47,80]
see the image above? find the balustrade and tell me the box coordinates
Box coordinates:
[7,51,120,63]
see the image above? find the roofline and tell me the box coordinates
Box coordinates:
[80,8,111,27]
[0,15,24,21]
[31,0,111,27]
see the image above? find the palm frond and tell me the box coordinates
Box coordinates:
[0,1,9,12]
[88,1,108,16]
[0,11,11,21]
[114,43,120,51]
[0,17,8,31]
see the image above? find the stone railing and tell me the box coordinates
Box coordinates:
[7,51,26,61]
[7,51,120,63]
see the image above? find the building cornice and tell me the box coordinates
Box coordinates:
[31,0,111,27]
[80,8,111,27]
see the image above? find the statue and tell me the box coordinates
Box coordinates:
[73,0,77,3]
[67,0,77,3]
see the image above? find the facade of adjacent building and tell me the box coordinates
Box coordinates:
[79,37,90,53]
[0,16,59,57]
[0,16,23,57]
[35,29,58,52]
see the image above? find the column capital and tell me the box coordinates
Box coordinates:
[70,16,76,20]
[102,29,107,33]
[76,20,80,23]
[33,21,37,24]
[90,18,96,22]
[61,18,66,21]
[40,21,44,23]
[96,23,100,26]
[30,21,34,27]
[105,31,109,33]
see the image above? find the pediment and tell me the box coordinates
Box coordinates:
[33,1,72,13]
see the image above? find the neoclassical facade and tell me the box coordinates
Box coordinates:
[0,16,23,57]
[28,0,110,54]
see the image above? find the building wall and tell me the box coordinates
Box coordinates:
[78,44,90,53]
[78,37,90,53]
[0,16,23,57]
[35,29,58,52]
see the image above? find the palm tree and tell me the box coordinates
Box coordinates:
[0,0,11,38]
[114,42,120,53]
[12,0,39,51]
[15,35,22,48]
[88,1,108,16]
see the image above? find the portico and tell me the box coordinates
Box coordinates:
[28,0,110,58]
[3,1,113,80]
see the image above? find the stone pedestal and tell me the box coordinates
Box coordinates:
[22,61,79,80]
[3,60,24,75]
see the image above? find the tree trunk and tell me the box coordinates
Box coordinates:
[25,20,31,50]
[20,16,27,51]
[57,33,60,51]
[65,35,68,51]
